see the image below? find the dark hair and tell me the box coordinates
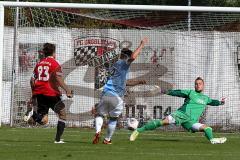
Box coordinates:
[120,48,133,59]
[43,43,55,57]
[195,77,204,83]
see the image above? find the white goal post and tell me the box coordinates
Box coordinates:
[1,1,240,128]
[0,4,4,127]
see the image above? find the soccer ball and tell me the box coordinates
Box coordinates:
[127,118,139,131]
[23,115,30,122]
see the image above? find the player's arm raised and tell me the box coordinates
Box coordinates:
[130,37,148,61]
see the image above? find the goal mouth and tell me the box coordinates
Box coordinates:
[1,3,240,131]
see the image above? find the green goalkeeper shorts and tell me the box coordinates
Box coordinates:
[170,110,197,132]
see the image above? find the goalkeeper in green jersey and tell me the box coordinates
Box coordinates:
[130,77,227,144]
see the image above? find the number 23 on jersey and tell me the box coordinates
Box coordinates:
[37,65,50,81]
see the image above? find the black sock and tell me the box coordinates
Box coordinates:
[55,121,65,142]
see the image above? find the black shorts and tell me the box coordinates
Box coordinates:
[36,94,64,115]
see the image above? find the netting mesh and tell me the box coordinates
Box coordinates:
[33,8,240,31]
[2,6,240,131]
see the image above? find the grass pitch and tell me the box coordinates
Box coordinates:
[0,127,239,160]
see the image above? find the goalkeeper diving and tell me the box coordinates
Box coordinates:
[130,77,227,144]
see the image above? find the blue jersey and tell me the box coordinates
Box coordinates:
[103,59,130,97]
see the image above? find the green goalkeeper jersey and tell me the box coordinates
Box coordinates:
[166,89,222,122]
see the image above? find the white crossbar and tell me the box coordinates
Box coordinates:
[0,1,240,12]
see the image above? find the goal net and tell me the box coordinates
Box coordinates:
[2,3,240,131]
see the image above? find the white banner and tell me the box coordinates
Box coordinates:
[2,27,240,129]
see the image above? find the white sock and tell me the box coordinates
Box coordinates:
[105,119,117,141]
[95,116,103,133]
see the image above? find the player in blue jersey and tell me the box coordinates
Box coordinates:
[92,37,148,144]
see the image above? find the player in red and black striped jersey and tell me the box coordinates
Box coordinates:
[28,43,73,143]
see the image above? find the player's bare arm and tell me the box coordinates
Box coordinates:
[220,97,226,105]
[30,77,36,90]
[56,74,73,98]
[130,37,148,60]
[126,79,146,86]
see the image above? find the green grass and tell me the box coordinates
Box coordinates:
[0,127,239,160]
